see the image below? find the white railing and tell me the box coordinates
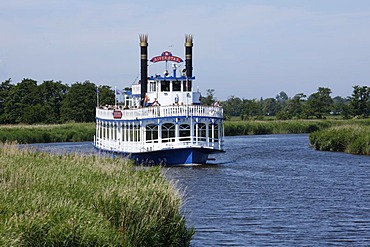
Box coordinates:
[95,137,224,153]
[96,105,223,120]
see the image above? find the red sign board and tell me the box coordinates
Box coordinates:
[113,110,122,119]
[150,51,183,63]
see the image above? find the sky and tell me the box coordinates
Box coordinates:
[1,0,370,100]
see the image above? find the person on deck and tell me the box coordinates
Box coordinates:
[144,93,151,107]
[152,98,160,106]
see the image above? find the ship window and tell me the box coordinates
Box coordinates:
[128,124,133,142]
[179,124,190,142]
[146,124,158,143]
[131,124,140,142]
[161,123,175,143]
[214,124,219,139]
[149,81,157,92]
[209,123,219,141]
[173,80,181,91]
[161,80,170,92]
[183,81,192,92]
[196,123,207,142]
[113,124,117,140]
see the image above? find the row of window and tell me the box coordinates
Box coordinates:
[98,123,220,143]
[146,123,219,143]
[148,80,192,92]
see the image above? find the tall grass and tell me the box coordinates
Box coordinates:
[224,119,370,136]
[309,125,370,155]
[0,144,193,246]
[0,123,95,143]
[225,120,329,135]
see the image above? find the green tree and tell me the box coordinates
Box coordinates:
[61,81,97,122]
[38,80,69,123]
[276,91,289,102]
[286,93,306,118]
[349,85,370,117]
[222,96,243,118]
[275,91,289,116]
[262,97,279,116]
[97,85,115,106]
[0,79,14,123]
[332,96,351,118]
[202,89,215,106]
[304,87,333,119]
[21,104,47,124]
[3,78,40,123]
[241,99,262,120]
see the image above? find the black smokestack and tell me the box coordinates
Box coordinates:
[139,34,148,107]
[185,34,193,78]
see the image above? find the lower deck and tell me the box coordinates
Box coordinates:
[94,105,225,165]
[94,115,224,154]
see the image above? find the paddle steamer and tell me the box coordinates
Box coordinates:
[94,35,225,165]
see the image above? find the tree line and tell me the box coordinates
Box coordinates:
[213,86,369,120]
[0,78,114,124]
[0,78,369,124]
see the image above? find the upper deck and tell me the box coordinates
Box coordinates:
[96,105,223,121]
[130,75,200,107]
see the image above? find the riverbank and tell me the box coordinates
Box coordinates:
[309,124,370,155]
[0,143,193,246]
[224,119,369,136]
[0,123,95,144]
[1,119,369,144]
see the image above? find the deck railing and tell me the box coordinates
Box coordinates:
[94,136,224,153]
[96,105,223,120]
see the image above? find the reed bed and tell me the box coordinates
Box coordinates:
[0,143,193,246]
[309,125,370,155]
[0,123,95,144]
[224,119,369,136]
[224,120,332,136]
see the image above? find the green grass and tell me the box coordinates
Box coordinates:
[0,144,193,246]
[309,124,370,155]
[0,123,95,144]
[224,119,370,136]
[224,120,329,135]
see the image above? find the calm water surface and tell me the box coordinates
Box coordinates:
[166,134,370,246]
[29,134,370,246]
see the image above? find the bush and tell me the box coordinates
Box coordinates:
[309,125,370,155]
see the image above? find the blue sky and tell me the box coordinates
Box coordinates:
[1,0,369,100]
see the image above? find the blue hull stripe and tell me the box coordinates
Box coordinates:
[95,147,224,165]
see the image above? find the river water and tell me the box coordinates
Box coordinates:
[27,134,370,246]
